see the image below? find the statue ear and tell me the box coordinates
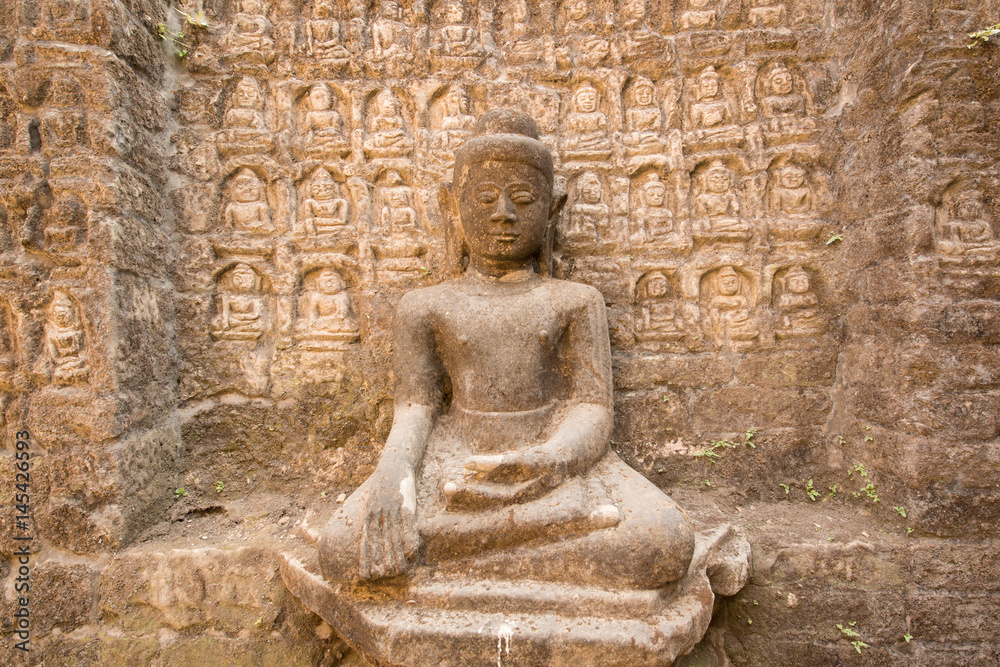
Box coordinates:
[539,193,567,277]
[550,192,568,221]
[438,183,467,276]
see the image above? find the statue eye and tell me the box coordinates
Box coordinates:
[510,190,536,205]
[475,189,499,204]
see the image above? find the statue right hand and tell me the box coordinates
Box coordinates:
[358,466,419,580]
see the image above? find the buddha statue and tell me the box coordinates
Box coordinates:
[694,160,746,235]
[306,0,351,62]
[302,168,349,237]
[634,172,674,243]
[370,0,410,62]
[619,0,663,62]
[759,64,815,141]
[41,290,89,386]
[224,168,274,235]
[283,108,749,667]
[501,0,547,65]
[939,190,995,255]
[364,88,414,159]
[319,107,694,591]
[210,263,266,341]
[705,266,759,349]
[561,82,612,161]
[432,86,476,153]
[217,77,275,157]
[430,0,484,59]
[225,0,274,57]
[679,0,717,30]
[769,163,811,218]
[624,77,665,157]
[635,272,684,343]
[301,83,349,157]
[688,67,743,149]
[774,266,824,339]
[298,269,359,345]
[561,171,608,250]
[559,0,611,68]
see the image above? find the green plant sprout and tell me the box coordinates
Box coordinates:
[969,22,1000,47]
[826,233,843,245]
[744,427,757,448]
[780,483,790,495]
[837,622,869,652]
[805,479,820,501]
[215,480,225,493]
[903,631,913,643]
[178,8,210,27]
[828,484,839,498]
[893,505,906,518]
[156,23,190,58]
[174,487,188,499]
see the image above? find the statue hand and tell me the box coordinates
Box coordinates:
[465,447,568,485]
[358,466,419,580]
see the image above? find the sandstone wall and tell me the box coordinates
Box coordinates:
[2,0,1000,664]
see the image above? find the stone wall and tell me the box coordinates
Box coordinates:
[2,0,1000,664]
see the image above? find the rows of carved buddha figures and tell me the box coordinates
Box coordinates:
[210,0,797,76]
[214,61,820,171]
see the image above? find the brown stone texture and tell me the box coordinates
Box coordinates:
[1,0,1000,664]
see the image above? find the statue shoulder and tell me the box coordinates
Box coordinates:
[541,278,606,312]
[396,282,458,318]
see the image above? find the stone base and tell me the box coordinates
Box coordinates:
[280,523,749,667]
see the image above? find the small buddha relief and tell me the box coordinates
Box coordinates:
[371,170,427,273]
[429,0,486,70]
[425,85,477,174]
[679,0,719,30]
[363,88,415,160]
[634,271,686,344]
[691,160,751,245]
[556,0,612,69]
[43,193,87,253]
[560,171,613,253]
[631,172,686,251]
[211,263,268,341]
[757,62,816,143]
[561,82,613,163]
[41,0,89,30]
[618,0,665,64]
[296,83,350,159]
[936,188,996,257]
[299,168,352,248]
[296,268,360,348]
[367,0,414,72]
[766,161,823,246]
[216,77,276,157]
[38,290,89,386]
[223,168,274,235]
[701,265,759,351]
[40,76,88,152]
[685,66,743,150]
[747,0,788,28]
[306,0,352,64]
[624,78,666,160]
[772,265,826,341]
[224,0,275,61]
[498,0,551,66]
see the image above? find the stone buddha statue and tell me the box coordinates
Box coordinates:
[624,77,665,157]
[42,290,89,386]
[320,108,693,587]
[284,109,749,667]
[306,0,351,62]
[301,83,349,158]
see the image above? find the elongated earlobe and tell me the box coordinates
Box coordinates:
[439,183,467,276]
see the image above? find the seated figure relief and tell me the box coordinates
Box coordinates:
[225,0,274,59]
[372,171,427,271]
[619,0,664,62]
[693,160,751,242]
[759,64,816,141]
[283,108,749,667]
[774,266,825,340]
[561,171,609,251]
[430,0,485,66]
[211,263,266,341]
[557,0,612,68]
[633,172,677,246]
[39,290,89,386]
[307,0,351,62]
[938,190,996,256]
[500,0,549,65]
[369,0,411,64]
[704,266,759,350]
[561,82,613,162]
[624,77,665,158]
[767,163,824,245]
[687,67,743,149]
[635,271,685,343]
[747,0,788,28]
[301,83,350,158]
[429,86,476,168]
[680,0,718,30]
[302,168,350,237]
[224,169,274,235]
[216,78,276,157]
[364,89,414,159]
[297,268,359,347]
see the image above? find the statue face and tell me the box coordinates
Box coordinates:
[236,81,259,108]
[698,75,719,100]
[770,70,793,95]
[633,84,654,107]
[581,178,602,203]
[780,167,805,188]
[567,0,589,21]
[717,272,739,296]
[389,190,409,207]
[382,0,401,18]
[317,270,344,294]
[706,168,730,194]
[458,159,552,264]
[315,0,334,18]
[623,0,645,21]
[787,273,809,294]
[575,88,598,113]
[234,174,262,202]
[647,275,667,298]
[309,85,332,111]
[312,176,335,200]
[956,199,983,220]
[645,185,666,207]
[444,1,465,23]
[231,265,257,291]
[52,302,77,327]
[379,94,400,116]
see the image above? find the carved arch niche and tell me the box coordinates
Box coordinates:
[295,164,357,253]
[633,268,689,348]
[698,264,760,352]
[219,165,278,236]
[295,262,361,349]
[209,260,274,343]
[767,263,827,343]
[293,82,352,160]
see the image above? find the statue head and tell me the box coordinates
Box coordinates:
[631,78,655,107]
[310,169,337,200]
[443,0,466,23]
[785,266,810,294]
[578,172,603,205]
[644,272,668,299]
[768,64,794,96]
[233,168,263,203]
[314,0,335,18]
[715,266,740,297]
[622,0,646,23]
[566,0,589,21]
[779,163,806,189]
[444,109,564,275]
[376,88,401,117]
[640,174,667,208]
[573,82,600,114]
[954,190,987,221]
[696,67,720,101]
[50,291,79,328]
[235,77,263,109]
[316,269,346,294]
[228,263,260,292]
[309,83,333,111]
[704,160,732,194]
[445,86,470,115]
[380,0,401,19]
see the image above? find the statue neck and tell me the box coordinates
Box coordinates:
[467,255,537,281]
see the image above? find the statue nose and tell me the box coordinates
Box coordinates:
[490,195,517,224]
